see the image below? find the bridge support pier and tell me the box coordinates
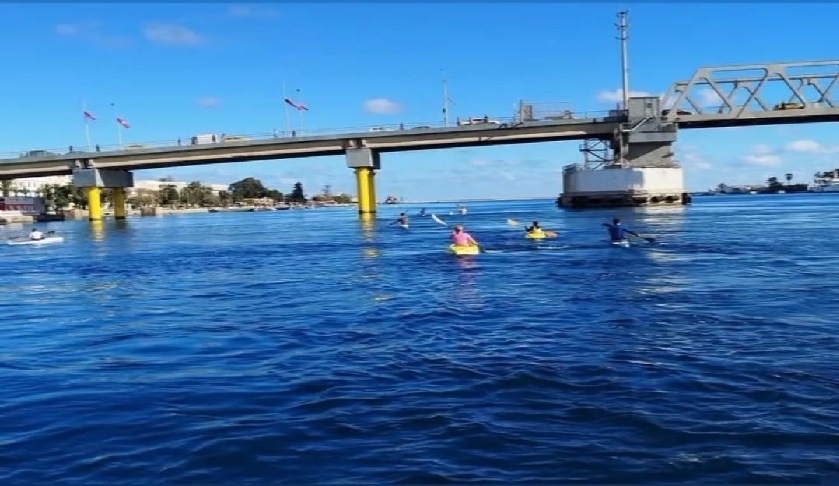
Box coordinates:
[86,187,103,221]
[559,96,688,209]
[72,168,135,222]
[346,148,380,219]
[112,188,127,220]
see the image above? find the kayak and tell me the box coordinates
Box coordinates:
[448,244,480,256]
[610,240,630,248]
[7,236,64,246]
[399,224,409,229]
[525,231,546,239]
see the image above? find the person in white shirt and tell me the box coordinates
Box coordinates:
[29,228,44,240]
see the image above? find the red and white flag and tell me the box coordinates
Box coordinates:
[116,117,130,128]
[284,97,309,111]
[83,110,97,120]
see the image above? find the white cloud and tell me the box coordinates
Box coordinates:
[143,23,204,46]
[743,144,781,166]
[197,97,221,107]
[596,88,654,103]
[228,5,279,18]
[681,152,712,170]
[56,22,97,35]
[469,158,491,167]
[54,22,131,48]
[698,88,723,106]
[363,98,403,114]
[785,139,839,154]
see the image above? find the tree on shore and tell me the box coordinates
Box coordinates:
[288,182,307,203]
[228,177,269,201]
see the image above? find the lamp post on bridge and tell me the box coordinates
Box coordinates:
[616,10,630,111]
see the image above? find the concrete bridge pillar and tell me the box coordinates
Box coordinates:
[346,147,380,219]
[72,168,134,221]
[560,96,687,209]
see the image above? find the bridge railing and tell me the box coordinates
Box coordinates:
[0,109,618,162]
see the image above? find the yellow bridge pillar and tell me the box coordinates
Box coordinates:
[112,187,127,220]
[72,167,135,223]
[86,187,103,221]
[346,147,380,219]
[355,167,373,215]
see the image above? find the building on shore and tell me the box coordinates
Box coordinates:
[0,196,45,214]
[128,179,228,196]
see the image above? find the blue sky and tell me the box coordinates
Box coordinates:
[3,2,839,199]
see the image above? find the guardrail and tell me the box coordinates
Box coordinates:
[0,110,617,162]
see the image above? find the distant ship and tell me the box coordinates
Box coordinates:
[809,170,839,192]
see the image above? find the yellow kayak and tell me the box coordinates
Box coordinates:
[448,244,481,256]
[525,231,546,239]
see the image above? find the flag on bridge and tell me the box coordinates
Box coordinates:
[116,117,130,128]
[284,97,309,111]
[83,110,97,120]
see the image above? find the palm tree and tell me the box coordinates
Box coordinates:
[785,173,793,186]
[0,180,11,197]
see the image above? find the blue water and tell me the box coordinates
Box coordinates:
[2,194,838,484]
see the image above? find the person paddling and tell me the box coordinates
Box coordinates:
[29,228,44,241]
[450,224,479,247]
[391,212,408,226]
[602,218,640,243]
[525,221,543,234]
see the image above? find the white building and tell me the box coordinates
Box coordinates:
[129,180,229,196]
[4,176,229,197]
[6,175,72,195]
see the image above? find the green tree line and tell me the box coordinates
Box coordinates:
[2,177,354,210]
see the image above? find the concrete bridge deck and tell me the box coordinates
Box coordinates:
[0,116,623,179]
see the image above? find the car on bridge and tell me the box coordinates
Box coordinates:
[662,109,692,116]
[456,116,501,126]
[369,127,395,132]
[773,102,805,110]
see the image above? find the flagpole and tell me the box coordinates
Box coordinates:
[296,88,304,133]
[110,102,122,147]
[282,82,291,136]
[82,101,92,151]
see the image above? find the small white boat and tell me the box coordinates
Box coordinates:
[610,239,630,248]
[7,236,64,246]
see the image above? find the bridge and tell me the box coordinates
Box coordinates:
[2,60,839,220]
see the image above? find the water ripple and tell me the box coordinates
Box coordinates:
[1,196,839,483]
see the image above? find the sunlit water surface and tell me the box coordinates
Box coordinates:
[1,194,838,483]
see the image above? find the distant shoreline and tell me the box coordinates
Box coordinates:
[387,197,557,204]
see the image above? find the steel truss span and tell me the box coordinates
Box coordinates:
[662,60,839,127]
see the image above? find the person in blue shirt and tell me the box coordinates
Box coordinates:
[603,218,640,242]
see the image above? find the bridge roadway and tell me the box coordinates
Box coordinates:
[0,116,624,179]
[4,59,839,180]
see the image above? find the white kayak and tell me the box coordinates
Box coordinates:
[610,240,630,248]
[399,224,409,229]
[7,236,64,246]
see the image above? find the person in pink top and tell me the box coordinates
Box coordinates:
[450,224,479,246]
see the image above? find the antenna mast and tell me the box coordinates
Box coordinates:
[442,71,450,127]
[616,10,630,110]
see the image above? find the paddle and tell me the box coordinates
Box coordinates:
[5,230,55,242]
[506,218,558,238]
[632,233,657,244]
[601,222,656,244]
